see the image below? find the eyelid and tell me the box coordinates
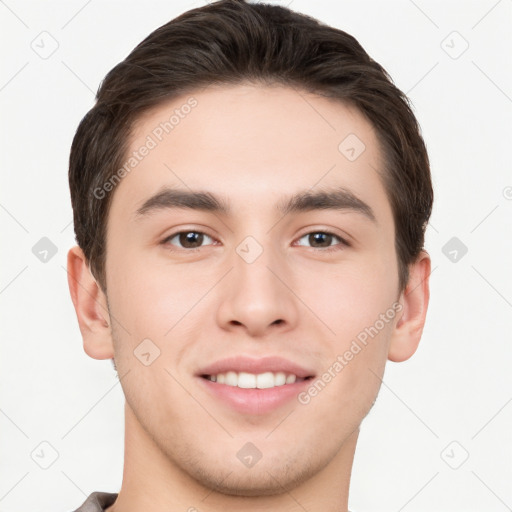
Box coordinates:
[161,228,217,248]
[295,225,352,246]
[160,224,218,241]
[294,230,350,250]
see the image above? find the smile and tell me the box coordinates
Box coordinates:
[201,371,311,389]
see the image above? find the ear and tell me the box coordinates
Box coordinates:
[67,246,114,360]
[388,250,431,362]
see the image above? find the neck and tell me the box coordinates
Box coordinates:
[106,401,357,512]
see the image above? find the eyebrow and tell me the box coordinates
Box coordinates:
[134,186,376,222]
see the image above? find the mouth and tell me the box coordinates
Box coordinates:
[200,371,314,389]
[195,356,316,415]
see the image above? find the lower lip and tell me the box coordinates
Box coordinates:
[197,376,313,415]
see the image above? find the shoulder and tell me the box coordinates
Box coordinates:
[71,491,118,512]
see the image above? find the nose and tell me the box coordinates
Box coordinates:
[216,241,300,338]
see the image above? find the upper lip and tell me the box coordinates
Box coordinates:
[197,356,316,379]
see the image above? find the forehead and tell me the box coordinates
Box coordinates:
[109,83,391,224]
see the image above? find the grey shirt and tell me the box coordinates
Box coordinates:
[72,492,118,512]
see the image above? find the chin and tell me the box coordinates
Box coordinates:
[183,451,318,497]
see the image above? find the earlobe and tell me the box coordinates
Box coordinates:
[66,246,114,360]
[388,251,431,362]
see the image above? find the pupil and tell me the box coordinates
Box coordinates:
[181,232,202,248]
[311,233,330,247]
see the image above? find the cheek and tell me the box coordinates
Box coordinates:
[106,247,208,339]
[297,256,397,399]
[300,319,393,429]
[297,253,398,337]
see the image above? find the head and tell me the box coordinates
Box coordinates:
[67,0,432,498]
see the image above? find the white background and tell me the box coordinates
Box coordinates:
[1,1,511,511]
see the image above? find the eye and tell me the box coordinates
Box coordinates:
[161,229,349,253]
[162,230,216,250]
[295,231,349,252]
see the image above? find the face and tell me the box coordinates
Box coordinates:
[104,84,402,495]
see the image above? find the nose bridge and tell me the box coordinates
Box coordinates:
[216,230,299,335]
[232,232,283,297]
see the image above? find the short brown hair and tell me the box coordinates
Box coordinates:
[69,0,433,293]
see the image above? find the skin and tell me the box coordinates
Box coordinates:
[67,83,430,512]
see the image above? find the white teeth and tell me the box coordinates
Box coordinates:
[225,371,238,386]
[273,372,287,387]
[285,374,296,384]
[258,371,282,388]
[205,371,303,388]
[238,372,256,389]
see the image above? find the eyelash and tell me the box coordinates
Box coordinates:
[160,229,350,253]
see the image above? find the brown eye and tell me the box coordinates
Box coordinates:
[296,231,348,251]
[163,231,214,250]
[309,232,333,248]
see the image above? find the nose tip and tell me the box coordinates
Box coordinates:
[216,254,298,336]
